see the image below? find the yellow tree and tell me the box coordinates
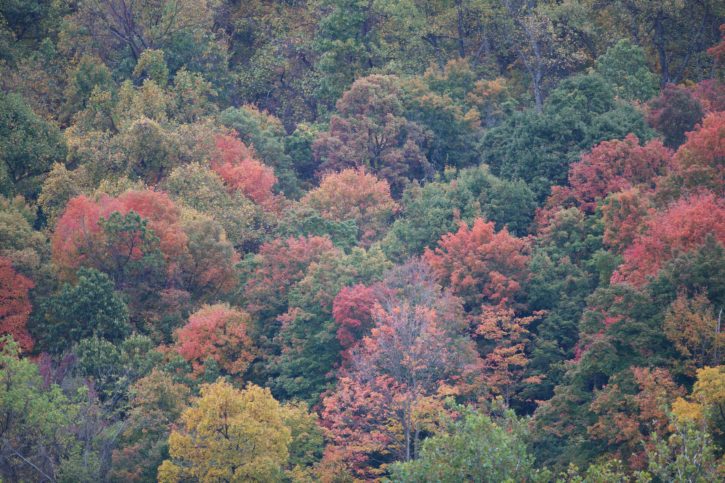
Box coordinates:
[158,379,291,482]
[672,366,725,441]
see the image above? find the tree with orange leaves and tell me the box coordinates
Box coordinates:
[424,218,530,311]
[210,131,278,207]
[172,304,255,376]
[475,305,543,405]
[612,192,725,286]
[0,257,34,351]
[301,168,397,246]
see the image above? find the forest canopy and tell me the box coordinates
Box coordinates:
[0,0,724,481]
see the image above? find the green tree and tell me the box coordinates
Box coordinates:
[0,92,67,198]
[595,39,659,102]
[39,268,131,353]
[389,404,540,482]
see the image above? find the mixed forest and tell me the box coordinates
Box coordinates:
[1,0,725,481]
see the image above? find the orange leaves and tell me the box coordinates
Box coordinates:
[172,304,255,376]
[425,218,530,309]
[0,257,34,351]
[612,192,725,285]
[301,168,397,245]
[672,111,725,195]
[52,190,186,276]
[211,132,278,207]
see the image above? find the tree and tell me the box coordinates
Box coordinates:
[218,105,300,197]
[40,268,130,353]
[210,131,278,207]
[301,168,397,246]
[162,162,269,252]
[481,73,654,199]
[595,39,659,102]
[665,293,723,374]
[671,111,725,196]
[320,260,479,477]
[110,370,190,482]
[671,366,725,444]
[567,134,673,213]
[388,405,538,482]
[475,305,541,405]
[588,367,685,469]
[647,84,705,148]
[0,257,34,351]
[332,284,378,361]
[172,304,255,377]
[612,193,725,286]
[0,92,66,198]
[313,75,431,196]
[425,218,530,310]
[0,337,78,482]
[158,379,292,482]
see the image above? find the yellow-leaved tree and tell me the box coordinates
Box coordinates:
[158,379,292,482]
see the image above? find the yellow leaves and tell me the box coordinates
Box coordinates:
[671,366,725,435]
[671,398,703,424]
[159,379,292,483]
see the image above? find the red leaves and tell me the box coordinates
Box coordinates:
[173,304,255,376]
[332,284,377,358]
[52,191,186,275]
[211,132,278,206]
[568,134,673,213]
[0,257,34,351]
[672,111,725,195]
[243,236,339,317]
[612,192,725,285]
[424,218,530,308]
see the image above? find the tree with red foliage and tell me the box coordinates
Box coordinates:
[320,261,479,478]
[568,134,673,213]
[332,284,378,361]
[301,168,398,246]
[210,132,278,206]
[671,111,725,196]
[612,192,725,286]
[52,191,186,279]
[0,257,34,351]
[173,304,255,376]
[424,218,530,310]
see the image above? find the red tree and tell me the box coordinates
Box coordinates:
[568,134,673,213]
[332,284,378,361]
[671,111,725,196]
[424,218,530,309]
[0,257,35,351]
[612,192,725,285]
[211,132,278,206]
[173,304,255,376]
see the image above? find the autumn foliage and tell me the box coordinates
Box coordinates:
[568,134,673,212]
[173,304,255,376]
[210,132,277,206]
[301,168,397,245]
[612,192,725,285]
[0,257,35,351]
[425,218,530,309]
